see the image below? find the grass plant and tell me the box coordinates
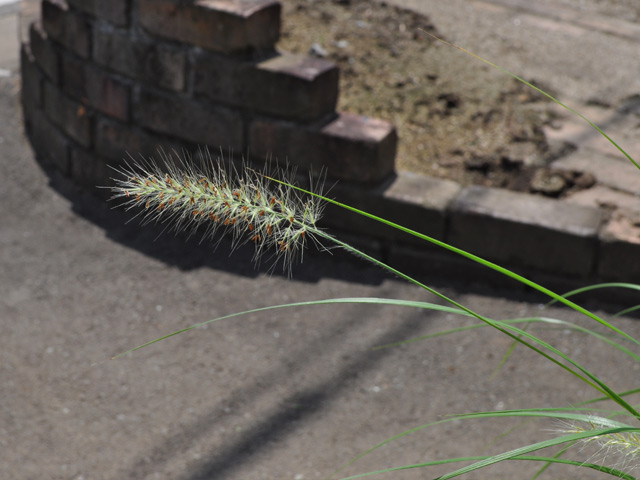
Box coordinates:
[107,38,640,479]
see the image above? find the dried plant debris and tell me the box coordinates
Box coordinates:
[279,0,587,197]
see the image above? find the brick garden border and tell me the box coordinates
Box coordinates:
[20,0,640,288]
[22,0,398,185]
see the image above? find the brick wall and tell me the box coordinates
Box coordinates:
[21,0,398,195]
[24,0,627,285]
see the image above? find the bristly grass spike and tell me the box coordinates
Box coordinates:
[107,148,330,275]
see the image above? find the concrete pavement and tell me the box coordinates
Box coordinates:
[0,0,19,76]
[3,2,640,479]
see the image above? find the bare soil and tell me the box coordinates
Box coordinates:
[278,0,596,197]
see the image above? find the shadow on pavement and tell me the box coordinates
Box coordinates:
[120,300,438,480]
[40,161,389,286]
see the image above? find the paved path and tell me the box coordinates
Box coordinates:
[3,3,640,479]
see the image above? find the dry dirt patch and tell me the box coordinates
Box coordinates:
[278,0,595,197]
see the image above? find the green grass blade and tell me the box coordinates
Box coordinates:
[112,289,625,418]
[376,314,640,384]
[110,297,471,359]
[547,283,640,307]
[490,320,532,380]
[434,426,640,480]
[337,454,637,480]
[452,411,632,427]
[112,294,617,414]
[475,321,640,416]
[113,289,640,418]
[375,316,640,363]
[615,304,640,318]
[570,387,640,410]
[319,232,632,403]
[331,410,637,479]
[271,177,640,350]
[253,174,640,416]
[112,214,640,413]
[325,229,638,413]
[530,444,575,480]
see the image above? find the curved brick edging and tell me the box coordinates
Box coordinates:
[20,0,398,194]
[323,170,640,286]
[18,0,640,286]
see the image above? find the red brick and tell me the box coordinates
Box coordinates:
[138,0,280,54]
[43,80,92,148]
[61,54,130,121]
[93,28,186,91]
[42,0,91,59]
[135,88,243,150]
[194,51,338,120]
[249,113,396,183]
[66,0,129,27]
[29,22,59,83]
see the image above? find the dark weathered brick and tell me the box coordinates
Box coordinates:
[597,211,640,281]
[93,28,185,91]
[66,0,129,27]
[254,54,338,119]
[43,80,92,148]
[95,116,186,163]
[320,113,397,183]
[20,44,43,120]
[249,118,316,170]
[41,0,67,39]
[42,0,91,58]
[135,88,243,150]
[322,172,460,244]
[448,185,602,277]
[29,22,59,83]
[138,0,280,53]
[69,145,113,196]
[387,244,509,287]
[194,51,338,120]
[61,54,130,121]
[249,113,396,183]
[26,108,70,174]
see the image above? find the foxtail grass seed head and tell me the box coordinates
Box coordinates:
[562,417,640,473]
[108,149,328,273]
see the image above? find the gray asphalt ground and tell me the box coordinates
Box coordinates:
[3,2,640,480]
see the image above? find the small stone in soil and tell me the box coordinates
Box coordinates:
[530,169,567,196]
